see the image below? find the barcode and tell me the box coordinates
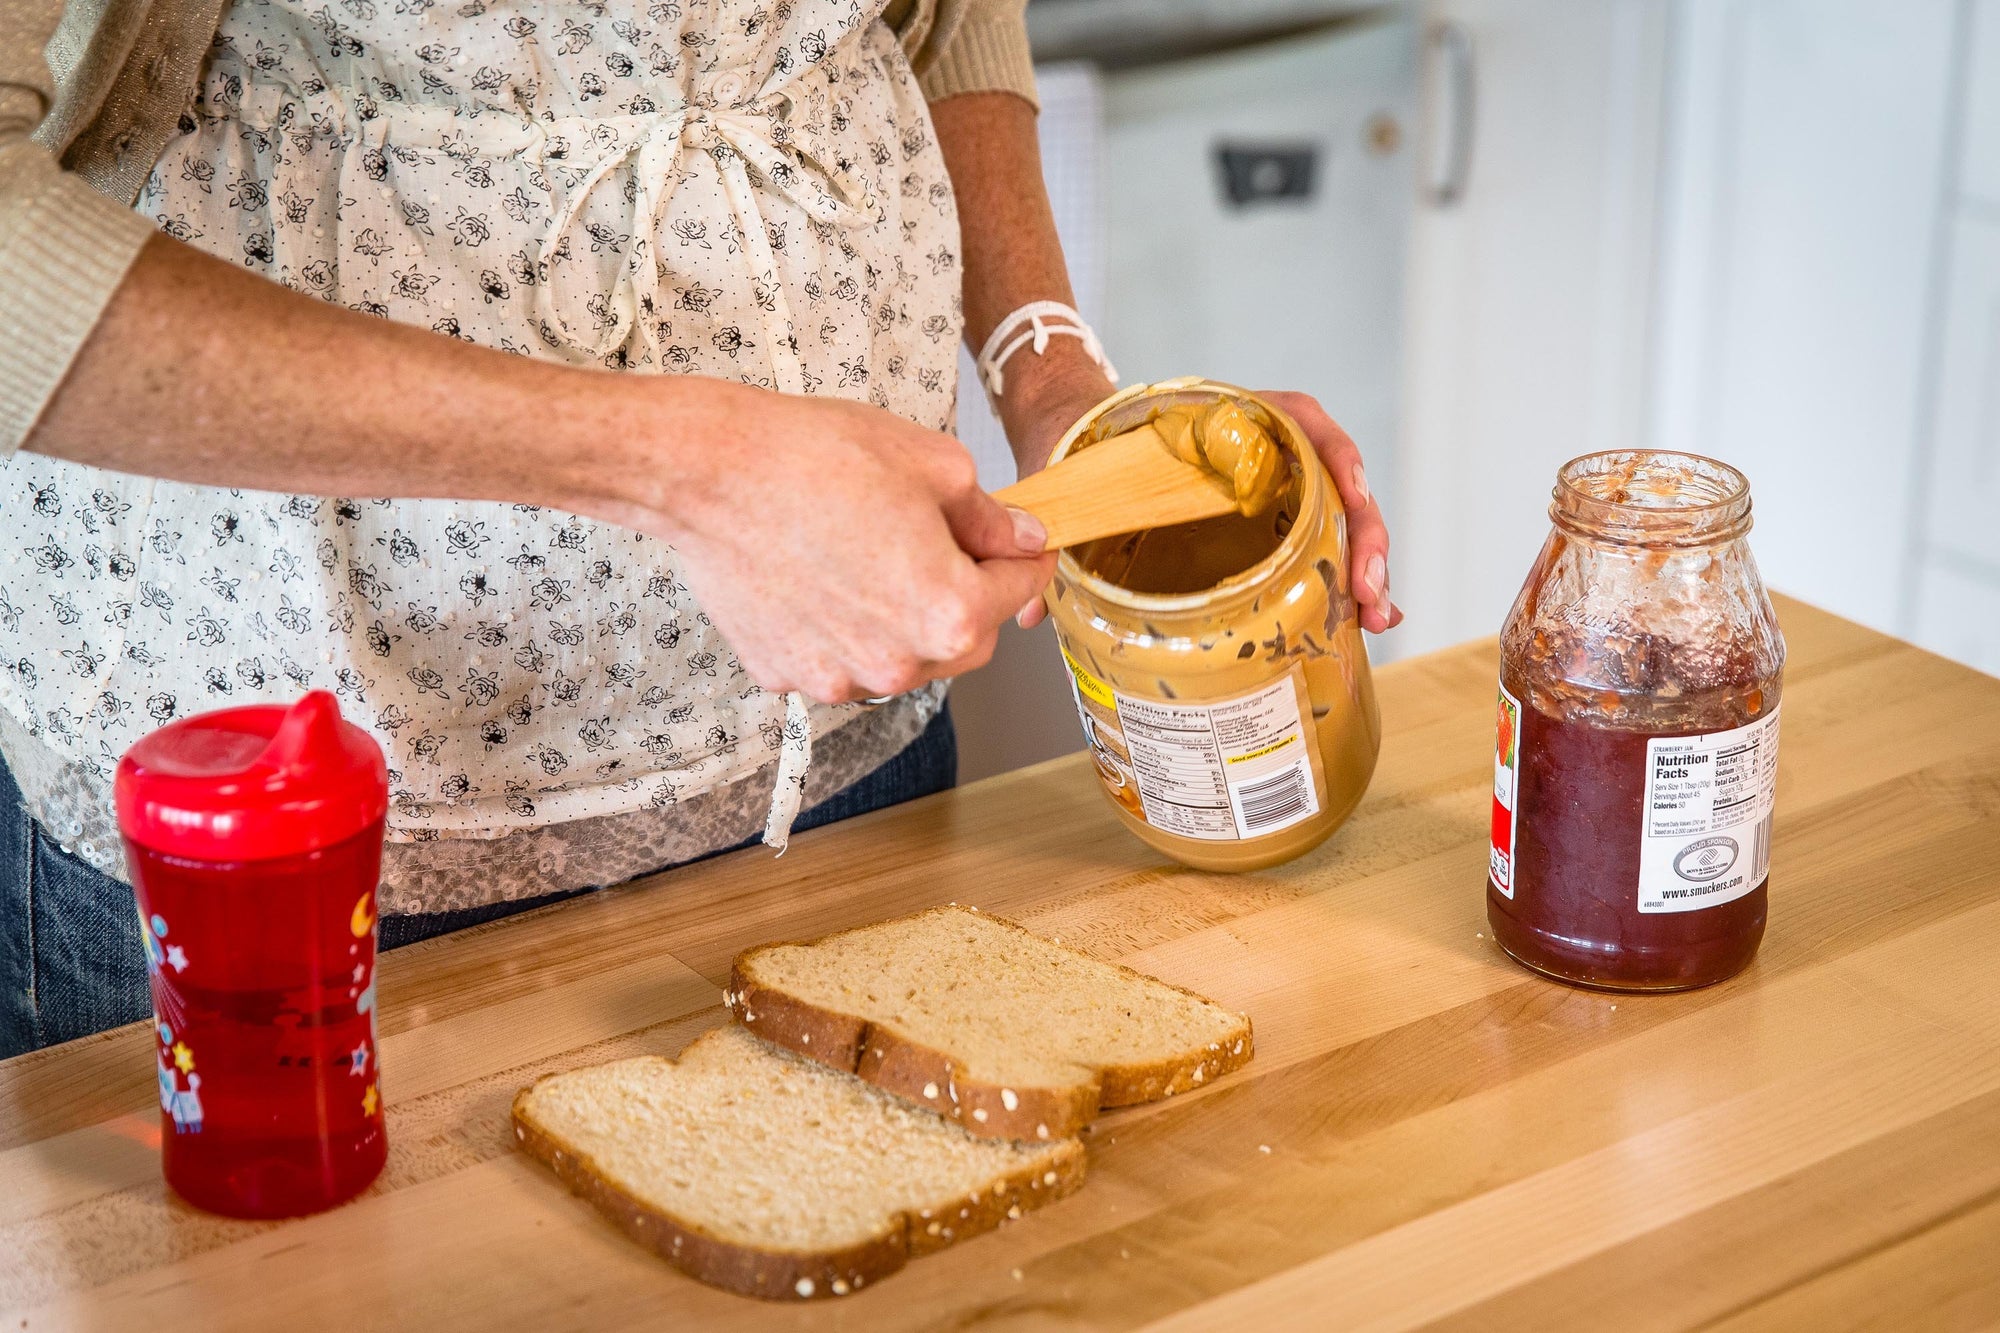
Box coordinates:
[1752,812,1773,885]
[1236,763,1313,834]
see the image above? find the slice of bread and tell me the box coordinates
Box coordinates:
[511,1024,1084,1300]
[726,906,1253,1141]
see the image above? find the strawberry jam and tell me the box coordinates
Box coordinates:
[1486,452,1784,992]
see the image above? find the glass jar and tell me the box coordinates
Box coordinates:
[1488,451,1785,991]
[1043,379,1381,872]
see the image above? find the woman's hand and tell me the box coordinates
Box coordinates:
[1258,390,1402,635]
[991,364,1402,637]
[589,384,1056,705]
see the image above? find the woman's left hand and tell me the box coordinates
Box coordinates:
[990,327,1112,471]
[1259,390,1403,636]
[1002,374,1403,636]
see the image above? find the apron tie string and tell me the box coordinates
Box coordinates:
[760,691,814,854]
[532,92,883,853]
[533,98,878,368]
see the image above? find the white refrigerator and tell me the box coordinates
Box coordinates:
[1100,15,1418,620]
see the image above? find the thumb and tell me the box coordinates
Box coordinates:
[955,551,1058,643]
[942,487,1048,561]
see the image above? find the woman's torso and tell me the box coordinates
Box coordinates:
[0,0,963,856]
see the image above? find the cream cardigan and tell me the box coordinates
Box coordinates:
[0,0,1035,452]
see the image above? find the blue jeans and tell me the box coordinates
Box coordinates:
[0,705,955,1059]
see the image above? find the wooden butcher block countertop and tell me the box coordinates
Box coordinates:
[5,595,2000,1331]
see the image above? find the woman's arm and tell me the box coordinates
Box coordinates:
[24,234,1054,701]
[931,91,1402,633]
[930,92,1116,479]
[30,236,641,505]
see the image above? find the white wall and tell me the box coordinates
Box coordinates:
[1908,0,2000,676]
[1394,0,1672,657]
[1397,0,1991,669]
[965,0,2000,785]
[1648,0,1963,638]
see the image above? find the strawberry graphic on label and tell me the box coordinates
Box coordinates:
[1490,683,1522,897]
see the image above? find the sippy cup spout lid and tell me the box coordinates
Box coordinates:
[258,689,345,781]
[116,690,389,863]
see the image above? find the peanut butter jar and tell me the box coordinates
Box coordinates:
[1042,379,1381,872]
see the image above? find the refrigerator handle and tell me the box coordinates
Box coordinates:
[1421,21,1476,208]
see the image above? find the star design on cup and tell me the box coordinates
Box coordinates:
[362,1083,380,1117]
[171,1041,195,1074]
[165,944,190,973]
[349,1042,370,1076]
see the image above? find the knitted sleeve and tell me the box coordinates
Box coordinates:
[891,0,1037,110]
[0,0,157,453]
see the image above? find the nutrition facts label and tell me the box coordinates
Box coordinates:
[1637,706,1781,913]
[1110,673,1323,841]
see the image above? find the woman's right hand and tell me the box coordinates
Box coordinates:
[581,383,1054,705]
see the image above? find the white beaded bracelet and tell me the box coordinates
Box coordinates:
[974,300,1118,400]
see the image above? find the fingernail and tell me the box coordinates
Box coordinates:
[1009,506,1048,553]
[1364,554,1386,600]
[1351,463,1371,507]
[1016,605,1033,628]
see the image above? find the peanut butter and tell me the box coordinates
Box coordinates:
[1149,399,1288,516]
[1043,380,1381,873]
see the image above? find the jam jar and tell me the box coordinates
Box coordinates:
[1488,450,1785,990]
[1043,379,1381,873]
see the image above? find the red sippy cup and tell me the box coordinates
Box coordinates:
[115,690,389,1218]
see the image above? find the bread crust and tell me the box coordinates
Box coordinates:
[510,1056,1087,1301]
[727,906,1255,1140]
[510,1089,904,1299]
[732,977,1103,1142]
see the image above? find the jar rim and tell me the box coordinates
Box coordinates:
[1049,380,1330,618]
[1551,449,1752,546]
